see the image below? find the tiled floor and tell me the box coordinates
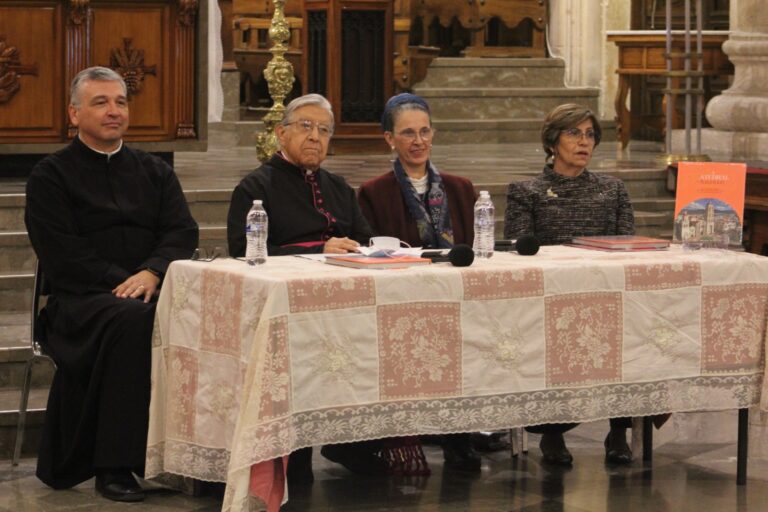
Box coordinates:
[3,420,768,511]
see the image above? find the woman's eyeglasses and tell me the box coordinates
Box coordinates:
[394,127,436,142]
[561,128,596,142]
[285,119,334,138]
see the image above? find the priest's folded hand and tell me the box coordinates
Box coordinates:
[323,237,361,254]
[112,270,161,303]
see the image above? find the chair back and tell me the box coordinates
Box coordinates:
[30,260,50,357]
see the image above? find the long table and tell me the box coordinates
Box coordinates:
[145,246,768,512]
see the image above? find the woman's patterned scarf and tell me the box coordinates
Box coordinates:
[392,158,454,248]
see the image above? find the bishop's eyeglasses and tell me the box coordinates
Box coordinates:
[285,119,334,139]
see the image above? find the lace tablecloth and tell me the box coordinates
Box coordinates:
[145,246,768,511]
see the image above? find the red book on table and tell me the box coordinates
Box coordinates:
[324,255,432,269]
[571,235,670,251]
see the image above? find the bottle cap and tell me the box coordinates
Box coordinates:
[253,199,263,205]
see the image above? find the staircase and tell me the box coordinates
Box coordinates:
[0,193,50,460]
[413,58,603,144]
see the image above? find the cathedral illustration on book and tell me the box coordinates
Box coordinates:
[675,198,742,246]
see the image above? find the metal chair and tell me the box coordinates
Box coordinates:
[12,260,55,466]
[510,428,528,457]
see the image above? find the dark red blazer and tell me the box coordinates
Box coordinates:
[357,170,477,247]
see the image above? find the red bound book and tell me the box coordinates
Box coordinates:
[570,235,670,251]
[324,255,432,269]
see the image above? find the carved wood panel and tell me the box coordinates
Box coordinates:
[0,0,202,145]
[90,3,170,138]
[0,3,64,141]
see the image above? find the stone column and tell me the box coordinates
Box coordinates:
[681,0,768,158]
[548,0,631,119]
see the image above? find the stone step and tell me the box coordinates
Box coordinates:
[632,197,677,212]
[0,316,61,461]
[186,189,233,228]
[0,231,34,274]
[0,272,33,313]
[432,118,615,144]
[433,118,544,144]
[414,87,600,121]
[635,210,672,228]
[0,189,237,231]
[232,120,265,147]
[199,226,227,251]
[415,57,567,89]
[0,350,54,391]
[0,193,26,231]
[0,387,47,460]
[0,312,30,351]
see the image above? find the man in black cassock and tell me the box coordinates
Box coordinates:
[227,94,383,482]
[24,66,198,502]
[227,93,372,257]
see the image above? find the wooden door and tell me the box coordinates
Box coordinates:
[305,0,392,152]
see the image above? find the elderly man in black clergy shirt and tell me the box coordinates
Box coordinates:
[227,93,377,481]
[24,66,198,502]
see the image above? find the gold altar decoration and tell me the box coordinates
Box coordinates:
[255,0,296,163]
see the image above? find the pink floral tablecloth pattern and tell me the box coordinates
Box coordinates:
[146,247,768,512]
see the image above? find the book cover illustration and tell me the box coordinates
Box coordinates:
[673,162,746,248]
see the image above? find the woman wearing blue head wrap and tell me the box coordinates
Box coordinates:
[357,93,482,472]
[358,93,477,250]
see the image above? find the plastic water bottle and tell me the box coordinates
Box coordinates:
[245,199,268,265]
[473,190,495,259]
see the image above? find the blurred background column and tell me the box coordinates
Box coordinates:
[681,0,768,158]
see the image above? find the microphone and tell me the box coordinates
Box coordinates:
[421,244,475,267]
[494,235,540,255]
[448,244,474,267]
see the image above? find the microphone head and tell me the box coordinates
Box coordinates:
[449,244,475,267]
[515,235,540,256]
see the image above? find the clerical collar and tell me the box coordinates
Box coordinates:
[276,151,316,175]
[78,136,123,161]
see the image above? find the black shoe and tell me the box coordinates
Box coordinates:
[320,444,388,476]
[471,431,511,453]
[604,433,633,465]
[287,447,314,484]
[95,470,145,502]
[442,434,482,473]
[539,433,573,467]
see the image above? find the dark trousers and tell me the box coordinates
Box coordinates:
[37,293,155,489]
[525,417,632,434]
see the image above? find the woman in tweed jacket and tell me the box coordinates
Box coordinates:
[504,103,635,467]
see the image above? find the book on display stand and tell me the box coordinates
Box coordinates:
[673,162,746,249]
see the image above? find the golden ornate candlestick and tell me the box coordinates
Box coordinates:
[255,0,296,162]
